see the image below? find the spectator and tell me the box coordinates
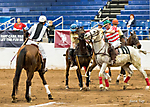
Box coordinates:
[126,14,136,27]
[13,18,26,30]
[47,20,55,43]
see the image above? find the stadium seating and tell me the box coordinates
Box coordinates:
[0,0,107,29]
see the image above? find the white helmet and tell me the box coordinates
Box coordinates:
[39,15,47,22]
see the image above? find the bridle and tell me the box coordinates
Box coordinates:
[88,30,109,56]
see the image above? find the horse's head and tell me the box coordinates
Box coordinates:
[76,27,85,40]
[127,31,141,49]
[84,29,101,42]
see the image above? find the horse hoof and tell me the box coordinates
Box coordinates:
[116,80,119,85]
[109,78,112,83]
[99,84,104,91]
[123,83,129,90]
[12,96,17,103]
[48,94,53,100]
[105,87,109,91]
[26,97,32,103]
[84,87,90,91]
[65,85,69,89]
[145,86,149,90]
[80,87,83,91]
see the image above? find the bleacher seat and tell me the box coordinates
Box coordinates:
[125,5,149,10]
[129,1,149,5]
[52,1,107,6]
[117,15,150,20]
[121,10,150,15]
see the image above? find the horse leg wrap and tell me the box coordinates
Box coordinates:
[117,74,122,80]
[145,78,150,86]
[105,79,109,87]
[99,77,102,84]
[84,66,86,73]
[44,85,51,95]
[124,76,131,83]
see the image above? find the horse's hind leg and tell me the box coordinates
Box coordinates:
[25,71,34,102]
[12,68,23,103]
[122,64,133,90]
[116,67,126,84]
[38,72,53,100]
[133,63,150,90]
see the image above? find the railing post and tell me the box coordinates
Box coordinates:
[62,16,63,30]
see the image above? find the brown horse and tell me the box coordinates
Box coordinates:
[11,45,53,103]
[65,28,91,90]
[87,31,142,85]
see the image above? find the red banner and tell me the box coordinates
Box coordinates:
[54,30,71,48]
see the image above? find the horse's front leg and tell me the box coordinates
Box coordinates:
[88,58,97,82]
[38,71,53,100]
[25,71,34,102]
[65,60,70,89]
[76,68,83,90]
[98,63,108,91]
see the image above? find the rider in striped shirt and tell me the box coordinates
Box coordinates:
[103,20,121,64]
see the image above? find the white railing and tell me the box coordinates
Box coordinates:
[53,16,63,30]
[0,17,16,30]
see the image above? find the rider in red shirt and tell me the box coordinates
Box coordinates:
[14,18,26,30]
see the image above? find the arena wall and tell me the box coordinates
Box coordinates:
[0,40,150,70]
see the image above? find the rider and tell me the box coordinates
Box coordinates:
[26,15,48,74]
[69,24,79,67]
[112,18,126,46]
[103,20,121,64]
[112,18,127,82]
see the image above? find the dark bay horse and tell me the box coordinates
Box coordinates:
[87,31,142,84]
[65,28,91,90]
[11,45,53,103]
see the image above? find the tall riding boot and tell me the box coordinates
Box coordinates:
[69,49,75,67]
[110,46,117,65]
[42,59,48,74]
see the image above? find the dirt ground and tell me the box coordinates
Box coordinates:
[0,69,150,107]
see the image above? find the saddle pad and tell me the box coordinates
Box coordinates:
[118,46,130,54]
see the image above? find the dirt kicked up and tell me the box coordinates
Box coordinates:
[0,69,150,107]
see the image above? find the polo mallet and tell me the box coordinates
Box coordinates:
[10,38,28,67]
[75,55,86,88]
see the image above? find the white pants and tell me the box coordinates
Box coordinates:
[26,40,46,59]
[111,40,121,49]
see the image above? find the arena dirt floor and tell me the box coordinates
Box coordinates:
[0,69,150,107]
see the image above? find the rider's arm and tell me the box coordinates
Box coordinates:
[106,29,115,34]
[26,25,34,38]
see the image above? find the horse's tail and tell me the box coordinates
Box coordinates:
[139,49,147,55]
[13,46,26,93]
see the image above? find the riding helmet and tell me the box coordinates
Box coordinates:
[39,15,47,22]
[103,20,111,27]
[70,24,78,32]
[112,19,119,25]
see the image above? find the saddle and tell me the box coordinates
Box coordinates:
[108,45,131,65]
[31,44,43,63]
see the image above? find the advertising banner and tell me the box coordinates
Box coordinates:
[0,30,24,47]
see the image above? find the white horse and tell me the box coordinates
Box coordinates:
[84,29,150,90]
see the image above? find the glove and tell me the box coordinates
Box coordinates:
[105,38,108,42]
[103,30,107,34]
